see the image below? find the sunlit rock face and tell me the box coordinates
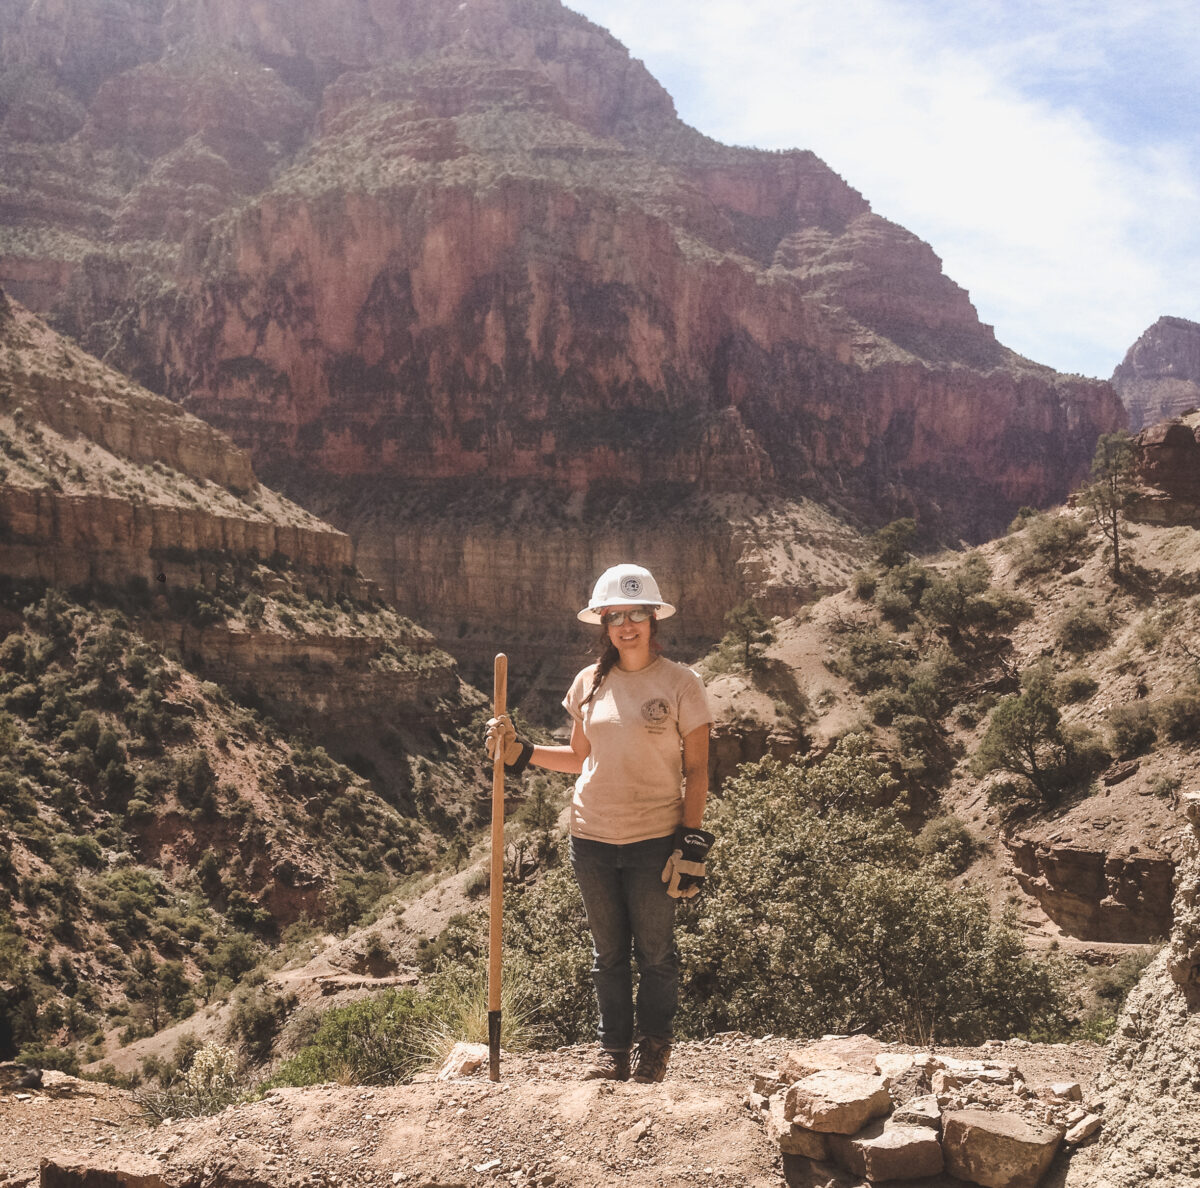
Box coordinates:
[1113,316,1200,432]
[0,0,1125,660]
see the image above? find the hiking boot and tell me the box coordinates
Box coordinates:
[583,1048,630,1081]
[632,1036,671,1083]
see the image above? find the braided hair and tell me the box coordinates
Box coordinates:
[580,613,660,707]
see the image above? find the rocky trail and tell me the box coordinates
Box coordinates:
[5,1037,1110,1188]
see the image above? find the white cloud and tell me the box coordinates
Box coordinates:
[567,0,1200,377]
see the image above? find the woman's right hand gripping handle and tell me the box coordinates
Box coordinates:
[485,714,535,775]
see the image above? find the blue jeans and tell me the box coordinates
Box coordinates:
[569,833,678,1050]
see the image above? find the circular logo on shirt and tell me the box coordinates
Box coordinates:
[642,698,669,724]
[619,575,644,598]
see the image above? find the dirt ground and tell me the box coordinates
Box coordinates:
[6,1036,1108,1188]
[0,1071,142,1187]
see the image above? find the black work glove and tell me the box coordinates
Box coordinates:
[661,825,715,899]
[485,715,535,775]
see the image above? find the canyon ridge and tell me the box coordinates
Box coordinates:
[0,0,1126,685]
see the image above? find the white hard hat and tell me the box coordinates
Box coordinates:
[578,563,676,624]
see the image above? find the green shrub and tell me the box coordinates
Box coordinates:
[416,912,484,975]
[973,675,1070,802]
[227,987,298,1062]
[1155,691,1200,742]
[174,749,218,810]
[1056,603,1110,655]
[209,931,261,983]
[264,989,438,1087]
[719,601,775,668]
[15,1043,80,1074]
[850,570,877,600]
[1150,773,1181,800]
[876,563,932,629]
[866,687,908,726]
[837,627,913,693]
[870,518,917,570]
[327,871,389,932]
[1107,703,1157,759]
[1015,514,1088,576]
[1060,725,1110,785]
[1093,950,1159,1004]
[1008,507,1037,534]
[915,815,980,875]
[677,739,1063,1042]
[1056,670,1099,704]
[241,593,265,625]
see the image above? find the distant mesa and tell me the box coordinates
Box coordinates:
[1112,315,1200,431]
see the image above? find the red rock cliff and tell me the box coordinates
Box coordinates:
[0,0,1127,662]
[1112,316,1200,431]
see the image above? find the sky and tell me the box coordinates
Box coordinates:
[565,0,1200,379]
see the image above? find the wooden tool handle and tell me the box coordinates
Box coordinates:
[488,653,507,1081]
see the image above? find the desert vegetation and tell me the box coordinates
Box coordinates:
[415,737,1068,1050]
[0,576,484,1073]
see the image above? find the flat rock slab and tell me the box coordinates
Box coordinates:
[781,1037,883,1082]
[40,1152,178,1188]
[784,1071,892,1135]
[942,1109,1063,1188]
[875,1053,917,1083]
[828,1121,944,1182]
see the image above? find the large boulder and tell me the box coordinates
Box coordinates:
[827,1120,944,1182]
[784,1070,892,1135]
[942,1109,1063,1188]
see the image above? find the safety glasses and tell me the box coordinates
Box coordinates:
[602,608,655,626]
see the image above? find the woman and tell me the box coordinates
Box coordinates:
[486,562,713,1083]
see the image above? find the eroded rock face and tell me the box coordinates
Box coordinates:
[0,292,472,775]
[0,0,1125,595]
[1090,794,1200,1185]
[1004,835,1175,944]
[1128,412,1200,528]
[1112,316,1200,431]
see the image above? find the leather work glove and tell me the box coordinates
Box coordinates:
[485,715,535,775]
[661,825,715,899]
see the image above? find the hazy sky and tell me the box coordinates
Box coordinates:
[566,0,1199,379]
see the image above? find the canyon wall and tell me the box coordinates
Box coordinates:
[1112,315,1200,431]
[0,0,1128,679]
[0,290,472,752]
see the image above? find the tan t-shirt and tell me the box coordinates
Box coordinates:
[563,656,711,844]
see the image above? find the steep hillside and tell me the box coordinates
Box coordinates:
[703,485,1199,954]
[1112,315,1200,431]
[0,0,1125,685]
[0,290,488,1073]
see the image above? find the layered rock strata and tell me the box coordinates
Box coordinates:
[1004,834,1175,944]
[1128,410,1200,525]
[1112,316,1200,431]
[0,0,1126,672]
[0,290,469,748]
